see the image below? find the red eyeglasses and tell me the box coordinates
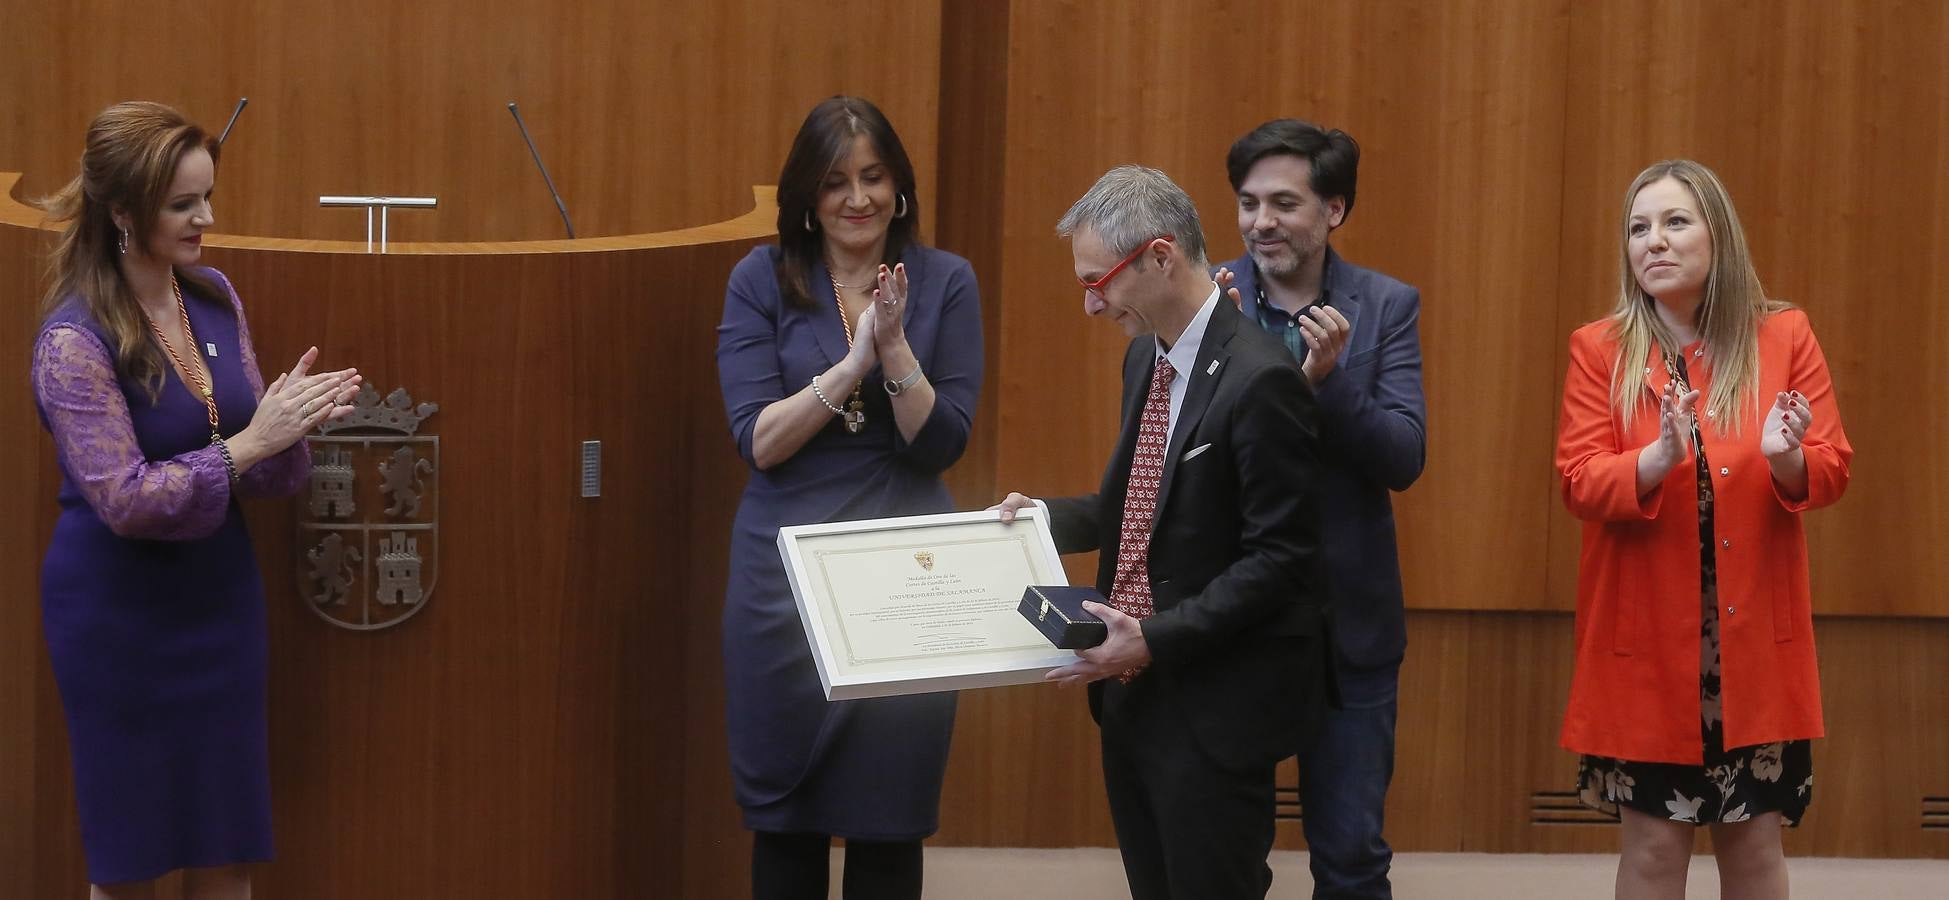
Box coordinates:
[1078,235,1175,294]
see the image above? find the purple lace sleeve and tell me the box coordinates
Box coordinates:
[210,270,311,498]
[32,325,233,540]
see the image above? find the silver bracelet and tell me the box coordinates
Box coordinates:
[212,437,241,486]
[810,375,846,416]
[883,365,924,396]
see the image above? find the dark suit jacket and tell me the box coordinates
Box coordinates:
[1217,249,1426,690]
[1045,297,1328,770]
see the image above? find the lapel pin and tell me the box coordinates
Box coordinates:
[1206,360,1220,376]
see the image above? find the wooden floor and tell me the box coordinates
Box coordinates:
[833,848,1949,899]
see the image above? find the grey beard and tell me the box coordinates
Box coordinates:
[1248,242,1305,279]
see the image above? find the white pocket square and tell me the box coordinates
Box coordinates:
[1181,443,1213,462]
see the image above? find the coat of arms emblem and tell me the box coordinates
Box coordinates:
[296,384,439,630]
[914,550,934,572]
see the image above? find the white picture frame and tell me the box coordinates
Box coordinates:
[776,508,1077,700]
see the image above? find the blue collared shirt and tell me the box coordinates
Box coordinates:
[1249,252,1339,365]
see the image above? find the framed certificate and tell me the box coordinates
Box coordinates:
[777,508,1077,700]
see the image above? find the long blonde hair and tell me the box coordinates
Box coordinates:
[1606,159,1789,434]
[38,101,224,402]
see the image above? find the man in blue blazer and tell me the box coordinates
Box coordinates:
[1215,119,1428,900]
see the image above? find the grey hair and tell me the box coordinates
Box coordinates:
[1056,165,1208,270]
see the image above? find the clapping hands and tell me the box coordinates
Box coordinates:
[1760,390,1812,460]
[249,347,360,451]
[1213,265,1349,386]
[842,301,880,377]
[1642,380,1700,482]
[872,263,909,354]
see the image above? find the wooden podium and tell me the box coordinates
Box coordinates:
[0,174,768,897]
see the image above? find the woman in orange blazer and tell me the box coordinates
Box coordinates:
[1555,159,1851,900]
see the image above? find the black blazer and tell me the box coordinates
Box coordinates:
[1046,297,1329,770]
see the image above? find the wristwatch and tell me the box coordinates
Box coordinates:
[884,366,924,396]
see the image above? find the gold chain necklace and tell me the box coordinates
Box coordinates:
[829,271,867,433]
[827,260,872,290]
[142,271,222,444]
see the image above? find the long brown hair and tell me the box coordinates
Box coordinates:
[1606,159,1790,434]
[38,101,225,402]
[774,96,920,309]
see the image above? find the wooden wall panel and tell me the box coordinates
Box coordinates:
[1803,618,1949,858]
[931,0,1949,865]
[986,0,1572,613]
[939,612,1949,860]
[1448,612,1932,858]
[1334,1,1573,614]
[0,218,27,889]
[0,218,80,898]
[0,0,941,245]
[982,0,1948,620]
[932,0,1009,512]
[1548,0,1949,617]
[936,682,1118,848]
[1460,612,1608,854]
[1,176,769,895]
[676,410,752,897]
[1361,611,1476,852]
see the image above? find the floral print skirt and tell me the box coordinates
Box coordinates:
[1575,581,1816,826]
[1576,390,1813,826]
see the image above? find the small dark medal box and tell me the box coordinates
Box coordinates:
[1018,585,1108,649]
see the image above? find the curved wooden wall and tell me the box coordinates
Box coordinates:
[0,183,55,892]
[0,0,942,243]
[0,174,774,897]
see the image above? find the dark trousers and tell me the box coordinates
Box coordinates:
[1296,684,1398,900]
[750,831,922,900]
[1099,681,1280,900]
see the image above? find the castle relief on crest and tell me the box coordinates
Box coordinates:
[297,384,440,631]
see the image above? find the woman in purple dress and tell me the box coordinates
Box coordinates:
[715,96,983,900]
[31,102,360,899]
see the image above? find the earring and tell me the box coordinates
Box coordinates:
[804,211,816,232]
[119,228,129,255]
[894,194,909,219]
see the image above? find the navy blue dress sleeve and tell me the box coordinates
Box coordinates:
[893,256,982,473]
[716,248,787,469]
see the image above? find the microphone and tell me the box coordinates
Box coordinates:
[218,97,248,145]
[507,102,575,239]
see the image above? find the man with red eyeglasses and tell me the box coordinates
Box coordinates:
[996,165,1330,898]
[1215,119,1427,900]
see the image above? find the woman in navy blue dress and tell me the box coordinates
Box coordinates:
[715,96,983,900]
[31,102,359,899]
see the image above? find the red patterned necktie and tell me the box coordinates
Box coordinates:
[1106,355,1174,680]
